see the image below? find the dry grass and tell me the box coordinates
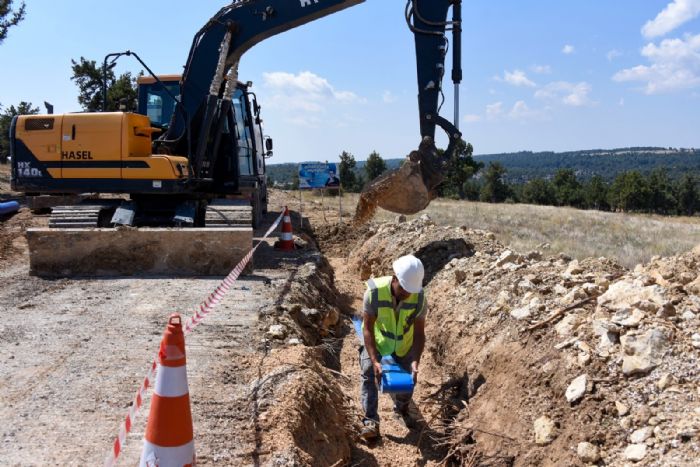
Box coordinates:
[293,190,700,269]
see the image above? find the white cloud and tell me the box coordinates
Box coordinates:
[562,44,575,55]
[535,81,595,106]
[642,0,700,39]
[463,114,482,123]
[486,102,504,120]
[262,71,363,125]
[508,101,540,120]
[495,69,536,87]
[530,64,552,74]
[619,98,625,106]
[613,33,700,93]
[606,49,623,61]
[382,90,397,103]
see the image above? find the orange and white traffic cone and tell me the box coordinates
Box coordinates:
[275,206,295,251]
[140,314,195,467]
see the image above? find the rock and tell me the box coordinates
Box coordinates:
[577,442,600,463]
[592,319,620,350]
[691,333,700,349]
[624,443,647,462]
[616,401,630,417]
[268,324,287,339]
[553,284,569,295]
[565,374,588,403]
[419,213,433,223]
[301,308,322,322]
[621,328,669,376]
[454,269,467,284]
[684,275,700,295]
[555,313,583,337]
[395,214,407,223]
[496,250,518,267]
[630,427,652,443]
[510,305,532,320]
[611,309,645,327]
[287,338,302,345]
[657,373,674,390]
[526,250,542,261]
[565,259,583,276]
[322,308,340,330]
[682,309,697,321]
[562,287,587,305]
[534,416,556,445]
[597,279,670,314]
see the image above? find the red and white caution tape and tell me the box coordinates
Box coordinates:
[104,210,286,467]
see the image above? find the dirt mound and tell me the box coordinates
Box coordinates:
[348,214,502,281]
[330,210,700,465]
[255,346,352,466]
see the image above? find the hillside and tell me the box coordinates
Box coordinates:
[266,147,700,186]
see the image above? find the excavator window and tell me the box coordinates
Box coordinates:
[232,90,254,176]
[137,80,180,129]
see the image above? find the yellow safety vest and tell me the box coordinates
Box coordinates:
[366,276,424,358]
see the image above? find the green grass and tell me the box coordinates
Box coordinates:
[296,190,700,269]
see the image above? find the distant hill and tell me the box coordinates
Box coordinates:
[474,147,700,183]
[266,147,700,185]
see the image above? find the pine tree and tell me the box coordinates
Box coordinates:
[676,174,699,216]
[338,151,358,192]
[71,57,139,112]
[583,175,609,210]
[522,178,555,205]
[0,0,25,44]
[552,169,583,207]
[479,162,510,203]
[364,151,387,182]
[438,140,482,199]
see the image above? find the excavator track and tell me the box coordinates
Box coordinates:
[205,200,253,227]
[48,205,106,228]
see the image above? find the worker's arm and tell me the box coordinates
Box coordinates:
[411,317,426,383]
[362,312,383,384]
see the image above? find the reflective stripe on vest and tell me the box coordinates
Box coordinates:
[366,276,423,358]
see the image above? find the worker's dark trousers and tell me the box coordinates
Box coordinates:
[359,346,413,423]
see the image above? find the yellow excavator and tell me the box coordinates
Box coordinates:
[10,0,463,276]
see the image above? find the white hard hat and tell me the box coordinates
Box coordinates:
[392,255,424,293]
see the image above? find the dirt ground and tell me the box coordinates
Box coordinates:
[2,171,699,466]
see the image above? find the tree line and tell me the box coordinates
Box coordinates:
[468,164,699,216]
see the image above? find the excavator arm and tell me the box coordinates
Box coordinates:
[162,0,463,217]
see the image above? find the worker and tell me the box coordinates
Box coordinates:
[359,254,427,441]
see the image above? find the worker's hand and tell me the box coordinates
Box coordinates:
[373,360,383,387]
[411,361,419,384]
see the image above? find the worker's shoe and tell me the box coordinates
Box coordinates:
[359,419,380,441]
[393,407,416,429]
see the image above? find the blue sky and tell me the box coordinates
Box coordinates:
[1,0,699,163]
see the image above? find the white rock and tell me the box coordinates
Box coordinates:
[534,416,556,445]
[496,250,517,267]
[553,284,569,296]
[682,309,697,320]
[616,401,630,416]
[657,373,673,390]
[692,333,700,349]
[620,328,669,376]
[510,305,532,320]
[555,314,582,337]
[611,309,645,327]
[597,279,669,314]
[287,338,302,345]
[267,324,286,339]
[630,427,652,443]
[565,259,583,276]
[577,442,600,463]
[592,319,620,350]
[624,443,647,462]
[565,374,588,403]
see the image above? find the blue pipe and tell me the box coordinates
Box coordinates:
[0,200,20,216]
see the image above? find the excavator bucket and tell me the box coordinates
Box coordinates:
[354,137,443,224]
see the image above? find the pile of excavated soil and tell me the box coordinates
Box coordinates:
[320,213,700,465]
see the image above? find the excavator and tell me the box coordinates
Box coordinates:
[10,0,463,276]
